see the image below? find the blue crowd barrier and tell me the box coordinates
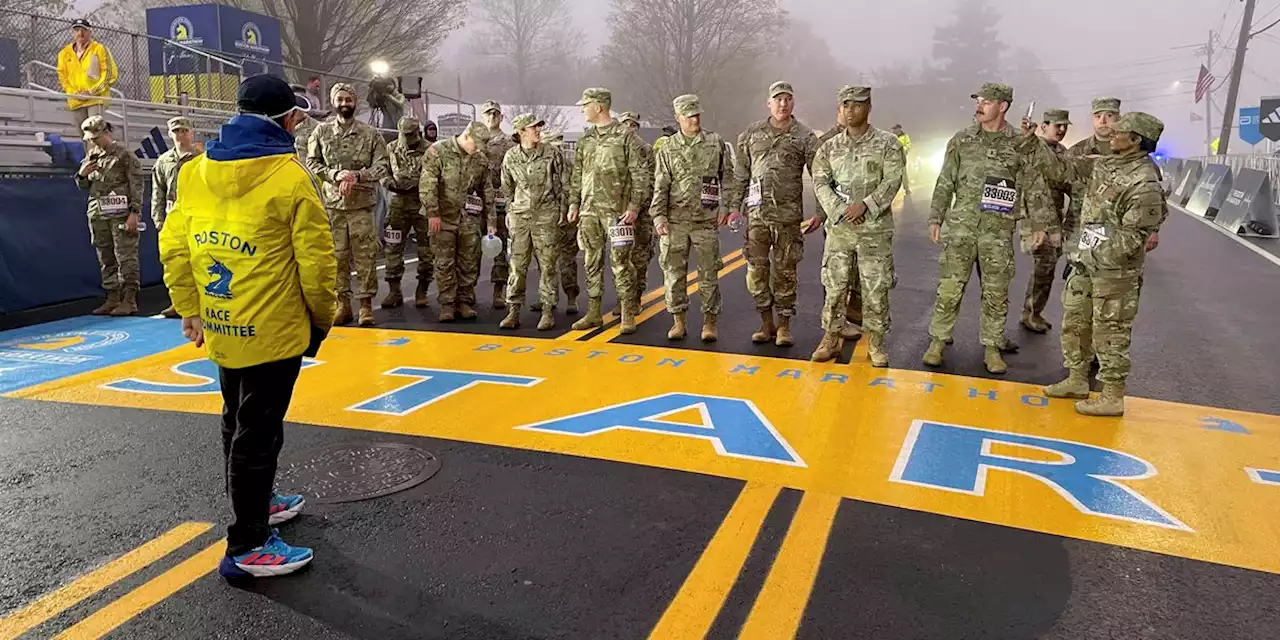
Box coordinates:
[0,171,163,315]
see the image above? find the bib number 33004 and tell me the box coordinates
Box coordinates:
[979,177,1016,215]
[99,193,129,216]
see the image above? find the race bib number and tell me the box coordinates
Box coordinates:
[608,222,634,247]
[746,180,762,207]
[465,194,484,214]
[979,177,1016,215]
[1078,224,1109,250]
[495,194,508,209]
[700,178,721,208]
[384,227,403,244]
[99,193,128,216]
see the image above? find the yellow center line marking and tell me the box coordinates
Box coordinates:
[554,247,743,342]
[54,540,226,640]
[737,492,842,640]
[0,522,213,640]
[589,256,747,344]
[647,483,779,640]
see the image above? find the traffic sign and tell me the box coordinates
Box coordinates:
[1261,96,1280,142]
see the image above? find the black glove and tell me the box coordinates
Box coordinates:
[303,325,327,358]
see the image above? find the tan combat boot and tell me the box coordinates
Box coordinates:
[867,332,889,368]
[774,315,794,347]
[701,314,718,343]
[334,294,353,326]
[751,310,775,344]
[357,299,375,327]
[499,306,520,330]
[1020,309,1050,334]
[493,284,506,310]
[999,335,1020,353]
[1044,369,1091,399]
[810,331,842,362]
[1076,383,1125,417]
[414,281,429,308]
[840,320,863,340]
[92,292,120,316]
[667,312,687,340]
[537,309,555,331]
[619,300,638,335]
[110,289,138,316]
[922,339,946,367]
[571,297,603,330]
[458,302,478,320]
[531,300,543,312]
[380,282,403,309]
[984,346,1008,374]
[438,306,456,322]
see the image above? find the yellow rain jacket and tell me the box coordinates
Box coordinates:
[56,40,118,110]
[159,114,337,369]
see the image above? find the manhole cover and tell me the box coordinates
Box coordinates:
[276,443,440,504]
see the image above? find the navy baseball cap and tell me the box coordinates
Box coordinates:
[236,74,310,118]
[71,19,91,29]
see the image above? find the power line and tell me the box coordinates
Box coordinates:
[1037,54,1191,75]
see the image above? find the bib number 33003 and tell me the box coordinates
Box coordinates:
[979,177,1016,215]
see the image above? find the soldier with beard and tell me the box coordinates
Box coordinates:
[380,116,433,309]
[307,83,390,326]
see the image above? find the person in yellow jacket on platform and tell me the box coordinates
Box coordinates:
[56,19,118,129]
[158,74,336,580]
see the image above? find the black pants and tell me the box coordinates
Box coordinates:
[219,356,303,556]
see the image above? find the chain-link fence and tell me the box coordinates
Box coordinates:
[1,7,153,101]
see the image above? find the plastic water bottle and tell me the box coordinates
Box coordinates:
[481,234,502,260]
[728,215,745,233]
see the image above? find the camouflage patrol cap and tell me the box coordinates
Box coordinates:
[463,121,491,142]
[481,100,501,114]
[576,87,612,106]
[673,94,701,117]
[769,81,794,98]
[1091,97,1121,114]
[1042,109,1071,125]
[166,116,193,131]
[81,115,110,140]
[329,82,356,102]
[838,86,871,103]
[397,115,421,134]
[545,132,564,145]
[971,82,1013,103]
[511,113,545,130]
[1112,112,1164,142]
[618,111,640,125]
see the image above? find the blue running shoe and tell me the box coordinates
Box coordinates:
[218,529,313,578]
[268,491,305,525]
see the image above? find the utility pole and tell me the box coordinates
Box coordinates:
[1217,0,1258,156]
[1205,30,1215,156]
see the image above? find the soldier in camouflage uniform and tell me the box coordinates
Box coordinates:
[538,132,580,315]
[421,121,495,322]
[1020,108,1072,333]
[290,83,319,161]
[730,81,820,347]
[618,111,656,315]
[1023,112,1167,417]
[566,87,650,333]
[818,104,863,340]
[651,94,735,342]
[151,116,203,318]
[924,83,1054,374]
[810,86,905,366]
[380,116,433,309]
[75,116,143,316]
[482,101,515,309]
[308,83,390,327]
[498,114,567,331]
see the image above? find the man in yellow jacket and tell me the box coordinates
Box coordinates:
[159,74,337,580]
[56,19,118,129]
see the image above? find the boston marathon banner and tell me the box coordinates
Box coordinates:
[144,4,284,103]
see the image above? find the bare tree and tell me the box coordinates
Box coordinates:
[505,98,572,132]
[600,0,784,129]
[88,0,466,76]
[466,0,581,105]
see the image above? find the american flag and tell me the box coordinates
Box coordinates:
[1195,65,1215,103]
